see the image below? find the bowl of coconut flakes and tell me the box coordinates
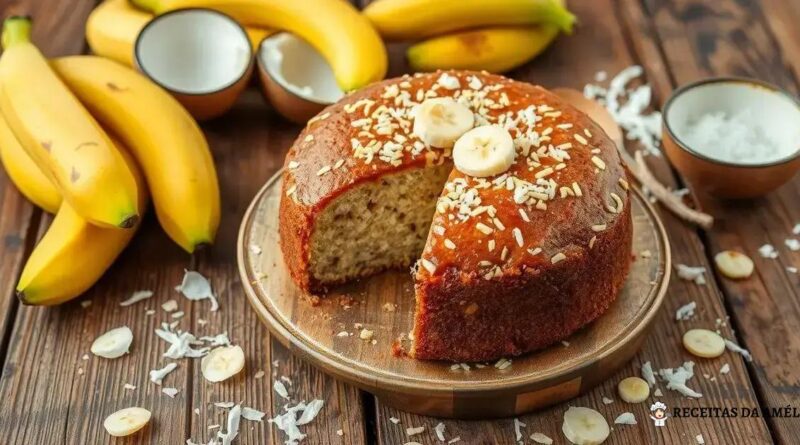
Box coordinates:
[662,77,800,199]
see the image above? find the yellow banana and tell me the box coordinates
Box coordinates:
[0,115,61,213]
[131,0,387,91]
[0,17,140,228]
[364,0,575,41]
[51,56,219,253]
[86,0,275,67]
[407,26,560,73]
[17,141,147,306]
[0,111,147,305]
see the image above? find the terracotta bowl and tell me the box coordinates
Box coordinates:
[256,33,344,124]
[662,77,800,199]
[134,8,254,121]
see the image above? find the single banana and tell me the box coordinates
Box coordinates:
[14,136,148,306]
[51,56,219,253]
[364,0,575,41]
[86,0,274,67]
[407,25,561,73]
[562,406,610,445]
[0,17,140,228]
[0,114,61,213]
[130,0,387,91]
[413,97,474,148]
[453,125,516,178]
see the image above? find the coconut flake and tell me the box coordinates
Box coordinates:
[406,426,425,436]
[218,404,242,445]
[199,333,231,347]
[215,402,235,409]
[274,380,290,400]
[242,407,266,422]
[176,270,219,311]
[162,299,178,312]
[614,412,637,425]
[120,290,153,306]
[297,399,324,425]
[758,244,778,259]
[150,362,178,385]
[434,422,446,441]
[602,396,614,405]
[785,238,800,251]
[513,418,525,441]
[659,361,702,398]
[641,361,657,386]
[720,363,730,374]
[530,432,553,444]
[123,383,136,391]
[675,301,697,321]
[162,387,180,398]
[676,264,707,285]
[269,400,324,445]
[389,417,400,424]
[155,323,209,359]
[437,73,460,90]
[725,339,753,361]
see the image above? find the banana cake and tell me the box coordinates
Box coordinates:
[279,70,632,362]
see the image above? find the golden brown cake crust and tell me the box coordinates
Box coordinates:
[280,71,632,362]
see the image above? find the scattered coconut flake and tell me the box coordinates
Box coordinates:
[274,380,290,400]
[602,396,614,405]
[696,434,705,444]
[641,361,656,387]
[758,244,778,259]
[80,300,92,308]
[297,399,324,426]
[720,363,730,374]
[448,438,462,444]
[171,311,185,319]
[614,412,637,425]
[254,370,265,379]
[336,429,343,436]
[785,239,800,251]
[120,290,153,306]
[199,333,231,347]
[677,264,707,285]
[513,418,526,441]
[788,266,798,274]
[155,323,209,359]
[654,388,663,397]
[725,339,753,361]
[176,270,219,311]
[123,383,136,391]
[218,404,242,445]
[242,407,266,422]
[215,402,235,409]
[675,301,697,321]
[659,361,702,398]
[389,417,400,424]
[145,309,156,316]
[434,422,446,441]
[281,375,292,386]
[249,244,262,255]
[530,432,553,444]
[406,426,425,436]
[437,72,460,90]
[793,223,800,235]
[359,329,374,341]
[584,66,662,156]
[162,299,178,312]
[150,362,178,385]
[162,387,179,398]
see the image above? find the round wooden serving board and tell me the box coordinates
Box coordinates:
[238,171,670,419]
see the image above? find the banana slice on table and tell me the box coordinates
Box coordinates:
[91,326,133,359]
[683,328,725,358]
[453,125,515,178]
[413,97,474,148]
[103,407,151,437]
[617,376,650,403]
[201,345,245,382]
[714,250,754,279]
[562,406,610,445]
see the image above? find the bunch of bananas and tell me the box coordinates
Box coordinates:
[363,0,575,74]
[0,17,220,305]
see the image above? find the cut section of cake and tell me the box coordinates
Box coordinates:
[279,71,632,362]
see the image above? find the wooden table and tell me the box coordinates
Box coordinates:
[0,0,798,444]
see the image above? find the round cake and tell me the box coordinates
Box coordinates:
[279,71,632,362]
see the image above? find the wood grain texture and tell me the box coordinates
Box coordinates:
[371,0,773,443]
[621,0,800,442]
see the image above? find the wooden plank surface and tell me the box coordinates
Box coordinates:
[620,0,800,442]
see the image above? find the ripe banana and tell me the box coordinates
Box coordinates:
[13,136,147,306]
[407,25,561,73]
[131,0,387,91]
[86,0,274,67]
[0,17,140,228]
[0,114,61,213]
[413,97,474,148]
[51,56,219,253]
[363,0,575,41]
[453,125,516,177]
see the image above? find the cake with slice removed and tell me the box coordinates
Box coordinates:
[279,70,632,362]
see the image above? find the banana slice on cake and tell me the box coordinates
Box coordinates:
[413,97,474,148]
[453,125,515,177]
[562,406,610,445]
[104,407,151,437]
[683,328,725,358]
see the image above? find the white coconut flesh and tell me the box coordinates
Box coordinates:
[259,33,344,104]
[136,9,251,94]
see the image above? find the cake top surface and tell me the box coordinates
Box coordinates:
[283,70,629,280]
